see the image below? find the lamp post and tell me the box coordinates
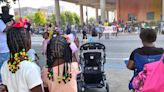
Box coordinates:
[17,0,21,17]
[85,0,88,24]
[13,0,21,17]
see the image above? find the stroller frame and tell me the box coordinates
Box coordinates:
[77,42,109,92]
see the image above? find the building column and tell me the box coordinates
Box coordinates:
[116,0,120,21]
[80,5,84,25]
[54,0,60,26]
[100,0,106,22]
[106,11,109,21]
[162,0,164,21]
[96,8,99,24]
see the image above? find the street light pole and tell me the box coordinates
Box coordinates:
[18,0,21,17]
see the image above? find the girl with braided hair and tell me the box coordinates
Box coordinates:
[41,35,80,92]
[0,21,43,92]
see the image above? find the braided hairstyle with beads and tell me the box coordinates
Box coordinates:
[46,35,72,83]
[6,27,31,73]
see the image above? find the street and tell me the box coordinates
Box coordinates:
[31,34,164,92]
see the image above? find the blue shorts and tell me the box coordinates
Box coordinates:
[0,52,9,82]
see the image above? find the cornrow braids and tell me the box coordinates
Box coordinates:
[7,27,32,73]
[46,36,72,83]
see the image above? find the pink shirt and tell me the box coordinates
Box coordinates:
[42,39,50,55]
[41,62,80,92]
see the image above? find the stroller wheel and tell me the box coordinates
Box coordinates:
[106,83,109,92]
[77,81,85,92]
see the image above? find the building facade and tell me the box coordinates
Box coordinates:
[116,0,162,22]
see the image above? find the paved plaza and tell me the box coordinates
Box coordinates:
[31,33,164,92]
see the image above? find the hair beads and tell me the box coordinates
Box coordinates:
[46,36,73,84]
[8,49,32,73]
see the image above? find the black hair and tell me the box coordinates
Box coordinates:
[46,36,72,81]
[140,28,157,43]
[7,27,31,54]
[43,32,49,38]
[6,27,31,73]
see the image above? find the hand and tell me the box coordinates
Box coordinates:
[42,52,45,56]
[0,85,7,92]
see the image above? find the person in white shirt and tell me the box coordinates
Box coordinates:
[0,6,13,82]
[0,19,9,82]
[1,22,43,92]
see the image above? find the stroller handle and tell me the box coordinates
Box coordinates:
[80,42,105,51]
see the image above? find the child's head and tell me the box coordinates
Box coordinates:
[7,26,31,73]
[46,36,72,81]
[46,36,72,67]
[7,27,31,53]
[140,28,157,44]
[43,32,49,39]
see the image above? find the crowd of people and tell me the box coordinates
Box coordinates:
[0,5,164,92]
[0,6,80,92]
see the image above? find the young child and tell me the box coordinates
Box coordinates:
[41,36,80,92]
[1,21,43,92]
[42,32,50,56]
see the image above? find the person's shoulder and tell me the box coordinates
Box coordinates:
[28,49,36,53]
[131,48,141,53]
[21,60,38,69]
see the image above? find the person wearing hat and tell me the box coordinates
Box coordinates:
[0,6,13,82]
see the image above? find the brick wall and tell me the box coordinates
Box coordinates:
[116,0,162,22]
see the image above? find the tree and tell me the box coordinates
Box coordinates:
[0,0,8,3]
[60,12,66,26]
[73,13,80,25]
[89,17,96,24]
[14,15,19,21]
[24,13,35,23]
[64,11,74,25]
[33,10,46,26]
[47,14,56,24]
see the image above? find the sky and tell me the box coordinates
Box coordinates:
[0,0,115,22]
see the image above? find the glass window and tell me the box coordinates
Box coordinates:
[147,12,154,20]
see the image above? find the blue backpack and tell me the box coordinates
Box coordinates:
[129,53,163,90]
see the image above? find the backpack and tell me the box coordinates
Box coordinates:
[132,54,164,92]
[128,53,162,90]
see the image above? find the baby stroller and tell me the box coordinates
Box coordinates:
[77,42,109,92]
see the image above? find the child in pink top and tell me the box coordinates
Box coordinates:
[41,36,80,92]
[42,32,50,56]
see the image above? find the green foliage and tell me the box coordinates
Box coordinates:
[24,13,35,22]
[89,17,96,24]
[14,15,19,21]
[60,12,66,26]
[73,13,80,25]
[64,11,74,25]
[46,11,80,27]
[47,14,56,24]
[34,10,46,26]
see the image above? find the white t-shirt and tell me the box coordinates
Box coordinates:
[27,49,37,62]
[0,19,9,53]
[1,60,43,92]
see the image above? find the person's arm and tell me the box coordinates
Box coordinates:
[0,19,7,32]
[127,50,135,70]
[44,87,49,92]
[31,85,43,92]
[0,84,8,92]
[127,60,135,70]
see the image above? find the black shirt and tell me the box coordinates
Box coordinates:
[130,47,163,61]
